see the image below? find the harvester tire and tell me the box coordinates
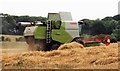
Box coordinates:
[51,43,60,50]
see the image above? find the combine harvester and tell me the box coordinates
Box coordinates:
[23,12,110,51]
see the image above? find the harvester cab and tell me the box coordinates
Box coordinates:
[24,12,83,51]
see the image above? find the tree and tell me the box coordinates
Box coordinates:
[80,19,94,35]
[102,20,118,34]
[91,20,106,35]
[113,14,120,21]
[102,16,113,21]
[112,29,120,41]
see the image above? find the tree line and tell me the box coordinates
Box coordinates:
[0,13,120,41]
[81,14,120,41]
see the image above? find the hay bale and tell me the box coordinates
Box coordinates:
[58,42,84,50]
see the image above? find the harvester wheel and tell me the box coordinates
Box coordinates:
[51,43,60,50]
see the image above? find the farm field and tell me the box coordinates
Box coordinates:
[0,35,119,69]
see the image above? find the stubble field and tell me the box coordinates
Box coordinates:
[0,35,119,69]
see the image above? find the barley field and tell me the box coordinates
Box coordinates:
[0,35,119,69]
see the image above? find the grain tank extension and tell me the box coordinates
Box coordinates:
[24,12,83,51]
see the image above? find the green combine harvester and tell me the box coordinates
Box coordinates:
[23,12,84,51]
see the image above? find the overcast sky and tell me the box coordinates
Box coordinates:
[0,0,119,21]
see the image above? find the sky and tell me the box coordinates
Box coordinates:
[0,0,119,21]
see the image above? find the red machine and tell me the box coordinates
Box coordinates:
[79,35,110,46]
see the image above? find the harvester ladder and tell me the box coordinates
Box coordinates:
[46,20,52,43]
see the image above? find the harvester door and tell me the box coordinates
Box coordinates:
[46,21,52,43]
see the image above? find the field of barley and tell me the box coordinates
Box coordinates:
[0,35,119,69]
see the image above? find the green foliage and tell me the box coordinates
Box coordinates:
[113,14,120,21]
[12,15,47,23]
[112,29,120,41]
[91,20,106,35]
[102,19,118,34]
[109,34,117,42]
[2,15,16,34]
[80,19,93,35]
[81,19,106,35]
[102,16,113,21]
[81,15,119,35]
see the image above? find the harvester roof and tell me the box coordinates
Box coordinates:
[48,12,73,21]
